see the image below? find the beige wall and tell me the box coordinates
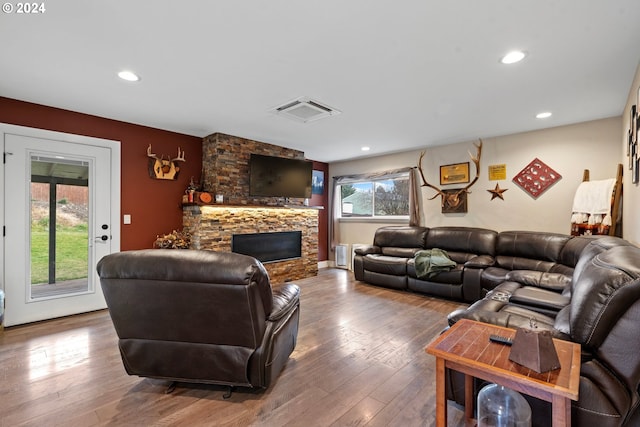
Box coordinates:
[621,62,640,245]
[330,116,623,250]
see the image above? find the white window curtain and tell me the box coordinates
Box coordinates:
[330,167,420,250]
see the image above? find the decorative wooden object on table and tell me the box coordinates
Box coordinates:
[425,319,580,427]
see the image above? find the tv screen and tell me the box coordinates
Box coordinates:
[249,154,312,198]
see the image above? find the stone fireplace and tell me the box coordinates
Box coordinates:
[182,133,319,283]
[183,205,318,283]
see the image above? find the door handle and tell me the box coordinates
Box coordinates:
[95,235,110,243]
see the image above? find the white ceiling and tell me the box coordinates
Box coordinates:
[1,1,639,163]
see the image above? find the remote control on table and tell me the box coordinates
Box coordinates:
[489,334,513,346]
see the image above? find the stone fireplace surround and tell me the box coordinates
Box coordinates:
[182,133,319,283]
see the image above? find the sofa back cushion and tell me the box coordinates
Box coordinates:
[373,226,428,256]
[425,227,497,263]
[571,236,633,284]
[556,235,600,269]
[494,231,571,272]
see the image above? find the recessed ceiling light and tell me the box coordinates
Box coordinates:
[118,70,140,82]
[500,51,526,64]
[536,112,552,119]
[361,146,370,152]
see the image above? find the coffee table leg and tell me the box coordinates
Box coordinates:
[435,358,446,427]
[552,395,570,427]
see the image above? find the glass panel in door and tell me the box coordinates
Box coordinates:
[30,156,90,299]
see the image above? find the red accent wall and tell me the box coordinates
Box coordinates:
[0,97,330,259]
[0,97,203,250]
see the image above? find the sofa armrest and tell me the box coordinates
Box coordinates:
[448,307,517,328]
[464,254,495,269]
[354,245,381,256]
[269,283,300,321]
[505,270,571,292]
[447,307,568,338]
[461,255,494,303]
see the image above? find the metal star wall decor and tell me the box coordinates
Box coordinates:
[488,183,508,200]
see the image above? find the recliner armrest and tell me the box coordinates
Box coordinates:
[354,245,381,256]
[464,254,495,268]
[269,283,300,321]
[505,270,571,292]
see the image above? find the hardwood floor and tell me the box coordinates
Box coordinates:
[0,268,469,426]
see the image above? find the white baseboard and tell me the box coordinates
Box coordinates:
[318,260,330,269]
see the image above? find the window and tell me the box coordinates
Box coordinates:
[340,174,410,218]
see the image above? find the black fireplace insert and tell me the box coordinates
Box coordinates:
[232,231,302,263]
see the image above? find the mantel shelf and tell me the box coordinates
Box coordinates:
[182,203,323,210]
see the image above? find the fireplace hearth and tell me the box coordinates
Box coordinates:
[232,231,302,263]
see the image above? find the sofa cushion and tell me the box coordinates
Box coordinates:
[495,230,571,264]
[363,270,407,290]
[362,254,408,276]
[373,225,428,248]
[407,259,463,284]
[425,226,498,256]
[557,235,600,269]
[505,270,572,293]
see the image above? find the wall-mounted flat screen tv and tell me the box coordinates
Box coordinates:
[249,154,312,198]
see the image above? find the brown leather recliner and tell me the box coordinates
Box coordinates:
[96,249,300,391]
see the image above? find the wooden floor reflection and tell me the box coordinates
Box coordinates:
[31,278,88,298]
[0,268,469,426]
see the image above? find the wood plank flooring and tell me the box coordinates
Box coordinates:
[0,268,469,426]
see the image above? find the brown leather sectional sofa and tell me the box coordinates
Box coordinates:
[354,225,640,426]
[353,225,595,303]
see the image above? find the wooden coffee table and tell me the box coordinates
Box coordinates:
[426,319,580,427]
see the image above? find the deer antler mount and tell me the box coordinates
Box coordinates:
[147,144,186,180]
[417,139,483,213]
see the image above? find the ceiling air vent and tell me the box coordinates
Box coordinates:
[271,97,341,123]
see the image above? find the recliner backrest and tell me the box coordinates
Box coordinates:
[373,226,429,257]
[555,235,600,273]
[494,231,572,272]
[426,226,498,263]
[570,236,633,288]
[97,249,273,347]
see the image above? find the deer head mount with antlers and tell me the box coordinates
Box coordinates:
[147,144,186,180]
[417,139,483,213]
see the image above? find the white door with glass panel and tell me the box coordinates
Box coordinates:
[2,125,120,326]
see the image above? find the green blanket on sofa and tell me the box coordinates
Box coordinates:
[414,248,457,279]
